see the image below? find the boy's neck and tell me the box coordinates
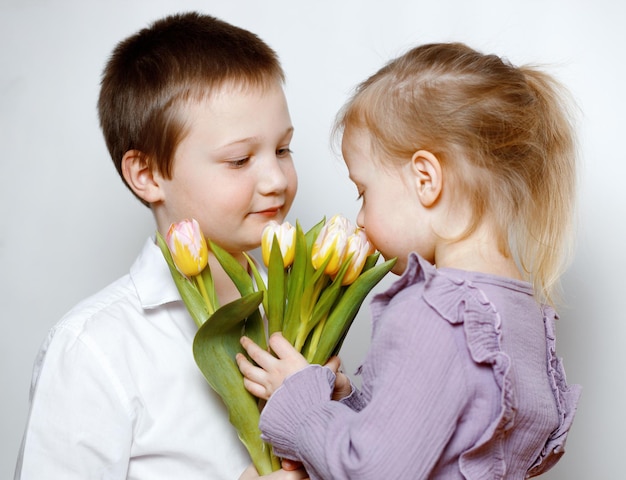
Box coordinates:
[208,253,250,306]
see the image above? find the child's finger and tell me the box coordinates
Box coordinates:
[236,353,266,383]
[242,376,270,400]
[324,355,342,374]
[268,332,304,362]
[240,335,275,368]
[235,352,253,377]
[236,353,272,399]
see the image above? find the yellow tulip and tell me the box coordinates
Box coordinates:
[261,221,296,268]
[165,219,209,277]
[341,228,375,285]
[311,214,351,276]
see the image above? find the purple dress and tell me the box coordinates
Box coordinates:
[259,253,580,479]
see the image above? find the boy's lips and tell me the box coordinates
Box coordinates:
[253,205,283,217]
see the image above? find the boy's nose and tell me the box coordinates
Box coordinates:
[259,155,291,194]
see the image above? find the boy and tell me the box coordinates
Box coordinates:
[15,12,304,480]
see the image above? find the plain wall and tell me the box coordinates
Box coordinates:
[2,0,624,477]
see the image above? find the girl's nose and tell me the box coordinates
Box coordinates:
[356,209,365,229]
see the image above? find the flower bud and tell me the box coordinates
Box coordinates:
[311,214,352,276]
[341,228,375,285]
[165,219,209,277]
[261,221,296,268]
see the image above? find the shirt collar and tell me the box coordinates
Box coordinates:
[130,236,182,309]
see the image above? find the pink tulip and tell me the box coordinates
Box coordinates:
[165,219,209,277]
[341,228,375,285]
[311,214,352,276]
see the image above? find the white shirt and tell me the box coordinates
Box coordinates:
[15,238,251,479]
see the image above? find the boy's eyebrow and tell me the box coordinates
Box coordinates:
[221,127,294,148]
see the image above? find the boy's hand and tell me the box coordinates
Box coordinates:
[239,463,308,479]
[237,332,309,400]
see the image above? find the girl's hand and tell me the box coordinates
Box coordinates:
[238,463,308,479]
[324,356,353,401]
[236,332,309,400]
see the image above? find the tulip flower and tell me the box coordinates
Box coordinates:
[156,215,396,475]
[261,220,296,268]
[340,228,376,286]
[311,214,351,275]
[165,219,209,277]
[165,219,216,318]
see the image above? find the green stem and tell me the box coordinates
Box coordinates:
[270,449,281,472]
[306,314,327,363]
[294,321,308,352]
[195,274,214,322]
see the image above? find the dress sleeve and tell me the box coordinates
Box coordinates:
[259,295,470,480]
[338,378,366,412]
[15,322,133,479]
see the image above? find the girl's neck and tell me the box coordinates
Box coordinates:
[433,226,523,281]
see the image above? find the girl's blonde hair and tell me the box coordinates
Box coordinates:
[335,42,577,305]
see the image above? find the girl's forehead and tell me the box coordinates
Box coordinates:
[342,126,372,149]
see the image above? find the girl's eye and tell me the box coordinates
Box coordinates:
[356,191,364,201]
[277,147,293,157]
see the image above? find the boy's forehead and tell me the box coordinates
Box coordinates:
[175,80,291,148]
[190,78,284,104]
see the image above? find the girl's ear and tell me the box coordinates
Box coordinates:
[121,150,165,204]
[411,150,442,207]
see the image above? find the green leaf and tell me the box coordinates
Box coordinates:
[198,262,218,314]
[309,255,352,332]
[362,252,381,273]
[243,252,268,320]
[308,257,397,364]
[304,217,326,249]
[281,222,307,344]
[193,292,277,475]
[266,237,285,336]
[303,217,325,281]
[156,233,209,327]
[300,255,353,358]
[208,240,254,296]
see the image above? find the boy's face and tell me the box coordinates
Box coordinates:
[155,83,297,254]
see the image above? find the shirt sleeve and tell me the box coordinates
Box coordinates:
[259,296,470,480]
[15,322,134,479]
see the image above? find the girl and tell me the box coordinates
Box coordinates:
[236,42,581,479]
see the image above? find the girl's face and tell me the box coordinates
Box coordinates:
[342,128,434,274]
[155,83,297,255]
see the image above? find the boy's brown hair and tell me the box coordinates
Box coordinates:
[97,12,285,204]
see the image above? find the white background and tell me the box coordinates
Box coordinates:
[1,0,624,478]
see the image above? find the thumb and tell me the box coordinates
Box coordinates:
[324,355,342,374]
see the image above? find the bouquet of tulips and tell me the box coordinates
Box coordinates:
[157,215,395,475]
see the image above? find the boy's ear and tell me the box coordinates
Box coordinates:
[121,150,164,204]
[411,149,442,207]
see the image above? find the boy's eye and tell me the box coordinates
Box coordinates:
[228,157,250,168]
